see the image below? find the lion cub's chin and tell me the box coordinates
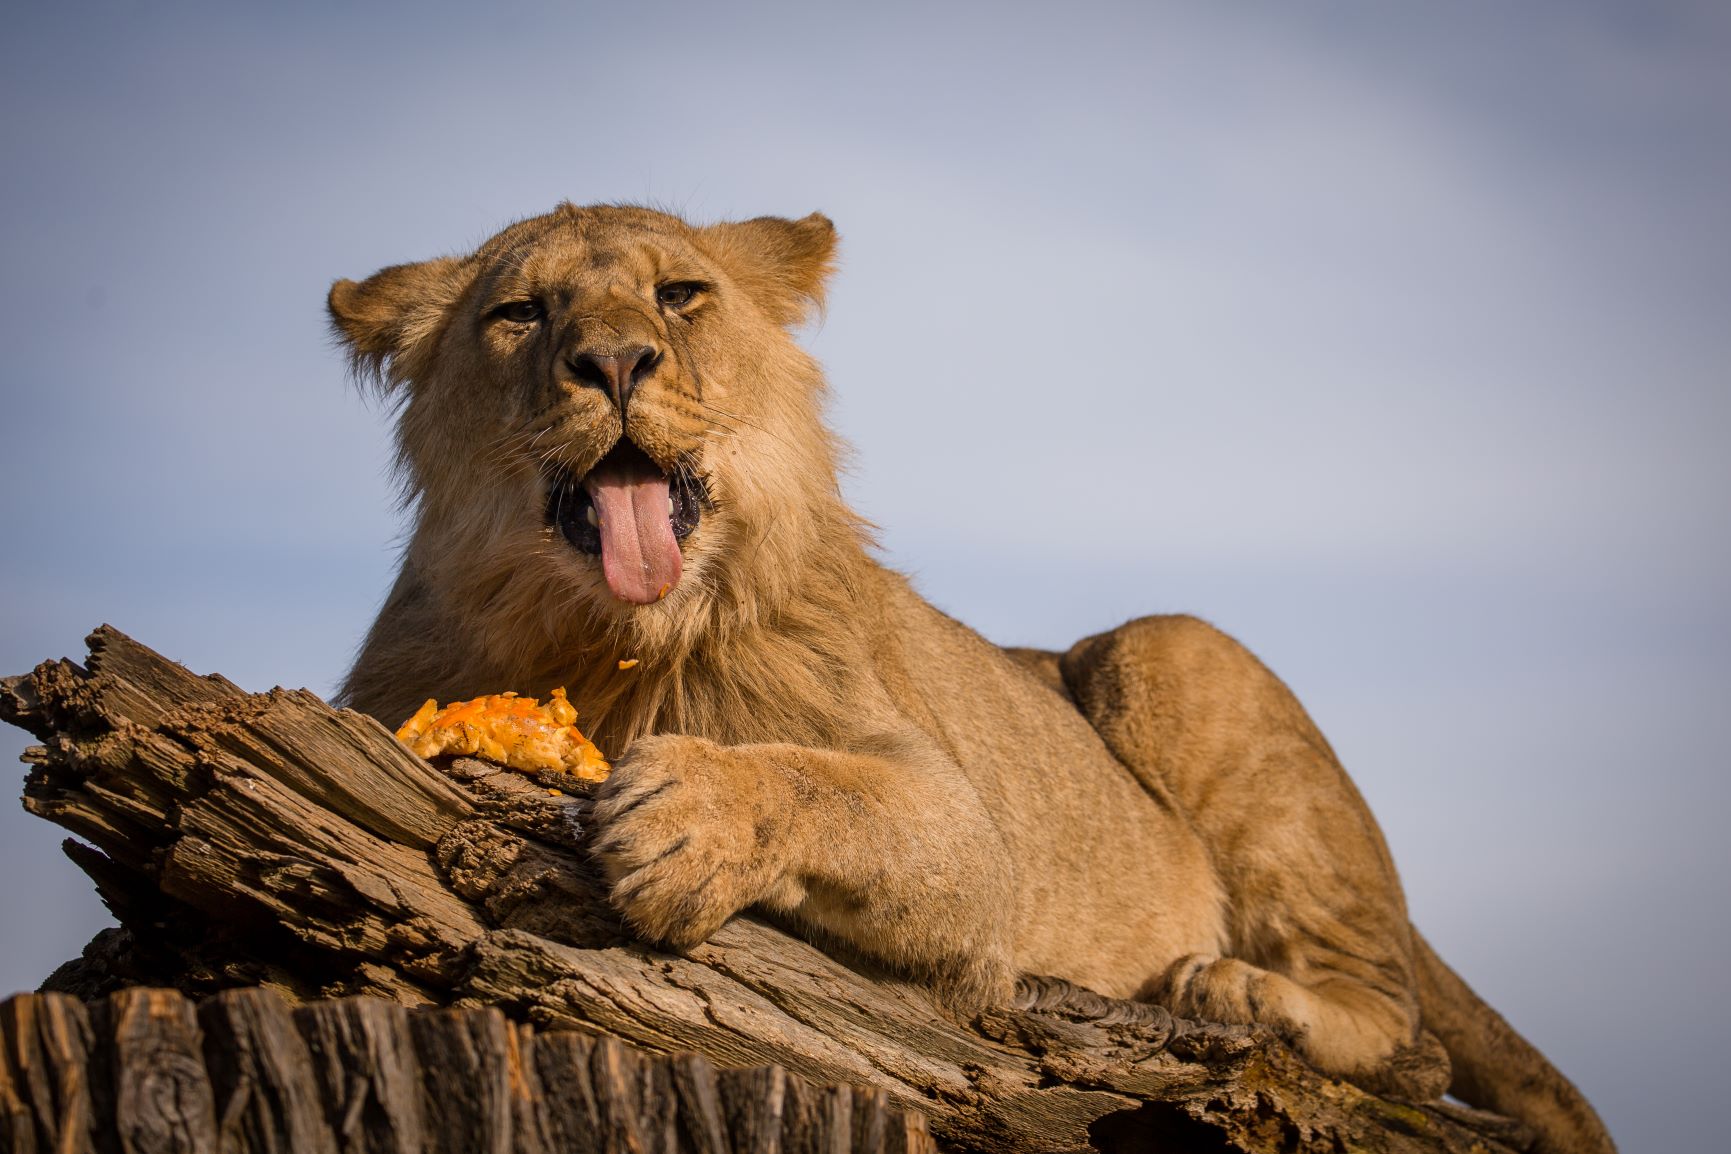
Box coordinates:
[559,540,709,626]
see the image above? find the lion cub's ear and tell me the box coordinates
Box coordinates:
[699,214,838,327]
[328,256,474,389]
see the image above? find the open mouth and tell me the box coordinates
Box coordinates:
[546,439,704,605]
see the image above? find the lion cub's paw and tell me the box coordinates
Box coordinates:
[1155,953,1449,1100]
[588,735,795,948]
[1156,954,1269,1026]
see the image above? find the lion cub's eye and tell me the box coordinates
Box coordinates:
[655,282,704,309]
[491,299,545,324]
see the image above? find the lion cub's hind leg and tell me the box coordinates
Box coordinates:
[1060,615,1449,1100]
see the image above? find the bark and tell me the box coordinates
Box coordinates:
[1,626,1534,1154]
[1,987,936,1154]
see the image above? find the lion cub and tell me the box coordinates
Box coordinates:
[331,204,1613,1154]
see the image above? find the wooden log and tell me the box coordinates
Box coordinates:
[2,628,1532,1154]
[1,988,98,1154]
[105,987,219,1154]
[0,990,938,1154]
[293,996,431,1154]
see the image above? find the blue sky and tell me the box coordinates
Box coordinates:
[3,2,1727,1148]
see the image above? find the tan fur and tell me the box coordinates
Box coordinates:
[331,204,1613,1153]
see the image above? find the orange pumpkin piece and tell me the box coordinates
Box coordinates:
[395,688,610,783]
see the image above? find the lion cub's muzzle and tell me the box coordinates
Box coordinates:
[567,344,661,422]
[546,439,705,605]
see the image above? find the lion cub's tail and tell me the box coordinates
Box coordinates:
[1412,930,1616,1153]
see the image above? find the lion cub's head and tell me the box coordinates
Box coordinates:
[330,204,853,674]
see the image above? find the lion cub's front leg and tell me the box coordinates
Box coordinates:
[588,735,799,948]
[588,732,1018,1010]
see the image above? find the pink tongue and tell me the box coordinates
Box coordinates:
[583,456,683,605]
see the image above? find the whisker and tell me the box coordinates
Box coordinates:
[694,399,769,435]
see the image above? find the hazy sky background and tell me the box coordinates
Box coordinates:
[3,2,1727,1149]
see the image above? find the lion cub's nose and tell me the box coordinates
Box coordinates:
[569,345,662,416]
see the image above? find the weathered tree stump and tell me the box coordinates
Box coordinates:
[0,987,936,1154]
[1,627,1533,1153]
